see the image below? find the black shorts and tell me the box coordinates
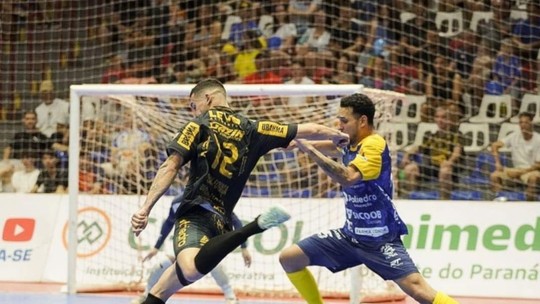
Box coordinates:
[172,206,230,256]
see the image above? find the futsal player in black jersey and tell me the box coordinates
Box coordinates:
[131,78,349,304]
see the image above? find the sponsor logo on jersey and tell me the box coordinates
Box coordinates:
[177,122,200,149]
[257,122,288,138]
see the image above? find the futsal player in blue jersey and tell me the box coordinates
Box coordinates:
[279,93,458,304]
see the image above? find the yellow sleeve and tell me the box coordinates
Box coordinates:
[349,135,385,181]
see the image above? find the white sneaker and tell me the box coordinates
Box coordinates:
[225,298,239,304]
[257,204,291,229]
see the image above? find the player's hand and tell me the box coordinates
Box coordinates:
[131,208,150,237]
[142,248,159,262]
[333,131,349,148]
[241,248,252,268]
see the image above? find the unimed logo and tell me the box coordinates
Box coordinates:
[3,218,35,242]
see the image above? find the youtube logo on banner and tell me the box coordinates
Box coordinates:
[3,218,35,242]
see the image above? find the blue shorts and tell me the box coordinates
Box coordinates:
[297,228,418,281]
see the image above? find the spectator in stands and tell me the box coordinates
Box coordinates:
[3,110,49,164]
[101,54,127,84]
[490,112,540,201]
[35,150,68,193]
[295,10,332,79]
[288,0,321,36]
[244,51,283,84]
[401,106,464,200]
[464,42,493,115]
[49,116,69,154]
[491,38,522,113]
[267,4,298,55]
[79,152,104,194]
[477,0,512,54]
[359,55,396,90]
[452,30,477,80]
[328,2,365,59]
[511,0,540,92]
[223,1,264,54]
[35,80,70,138]
[398,3,436,72]
[11,152,40,193]
[349,0,379,49]
[184,4,222,56]
[229,29,267,80]
[424,53,463,123]
[325,53,355,84]
[373,1,401,54]
[284,61,315,107]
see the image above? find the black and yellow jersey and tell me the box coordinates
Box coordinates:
[167,106,297,218]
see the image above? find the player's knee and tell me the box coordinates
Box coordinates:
[175,261,200,285]
[278,246,306,273]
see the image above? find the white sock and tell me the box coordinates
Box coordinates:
[210,264,236,299]
[144,256,174,295]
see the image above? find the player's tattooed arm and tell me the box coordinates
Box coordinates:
[144,152,184,212]
[295,139,362,187]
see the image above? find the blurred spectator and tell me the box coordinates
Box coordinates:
[284,61,315,107]
[244,51,282,84]
[35,80,70,138]
[3,110,49,163]
[360,55,396,90]
[11,152,40,193]
[295,10,332,78]
[464,42,493,115]
[101,55,127,84]
[49,116,69,153]
[477,0,512,54]
[288,0,321,36]
[328,2,365,59]
[401,106,464,200]
[511,0,540,92]
[452,30,477,80]
[79,152,104,194]
[490,112,540,201]
[325,53,356,84]
[184,3,222,52]
[230,29,267,80]
[349,0,378,49]
[267,4,298,55]
[424,53,463,122]
[399,3,436,71]
[110,111,153,175]
[223,1,264,54]
[490,38,522,112]
[372,1,401,57]
[35,150,68,193]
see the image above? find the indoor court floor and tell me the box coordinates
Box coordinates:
[0,282,539,304]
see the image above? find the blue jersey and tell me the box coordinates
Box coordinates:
[341,133,408,243]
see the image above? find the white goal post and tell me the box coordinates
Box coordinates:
[67,83,404,302]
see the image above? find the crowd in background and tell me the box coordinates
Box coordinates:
[0,0,539,200]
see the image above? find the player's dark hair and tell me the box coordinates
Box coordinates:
[519,112,534,121]
[340,93,375,126]
[190,78,226,98]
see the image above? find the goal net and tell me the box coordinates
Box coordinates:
[68,83,406,302]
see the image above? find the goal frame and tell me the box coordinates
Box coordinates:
[67,83,363,294]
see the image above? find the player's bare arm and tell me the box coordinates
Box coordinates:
[295,139,362,187]
[287,140,341,158]
[295,123,349,146]
[131,152,184,236]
